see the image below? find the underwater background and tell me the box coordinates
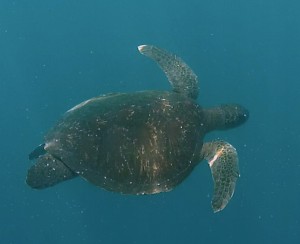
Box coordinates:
[1,0,299,243]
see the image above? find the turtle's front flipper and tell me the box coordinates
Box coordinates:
[202,141,240,213]
[138,44,199,99]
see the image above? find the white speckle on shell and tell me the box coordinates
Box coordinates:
[67,99,93,113]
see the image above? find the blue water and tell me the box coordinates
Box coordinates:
[1,0,299,243]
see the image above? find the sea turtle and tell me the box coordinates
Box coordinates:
[27,44,249,212]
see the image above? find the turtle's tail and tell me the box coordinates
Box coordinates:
[29,143,46,160]
[204,104,249,132]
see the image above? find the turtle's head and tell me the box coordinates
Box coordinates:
[204,104,249,131]
[219,104,249,129]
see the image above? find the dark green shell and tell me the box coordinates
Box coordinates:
[44,91,206,194]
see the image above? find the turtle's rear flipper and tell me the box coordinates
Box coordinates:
[26,153,77,189]
[202,141,240,213]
